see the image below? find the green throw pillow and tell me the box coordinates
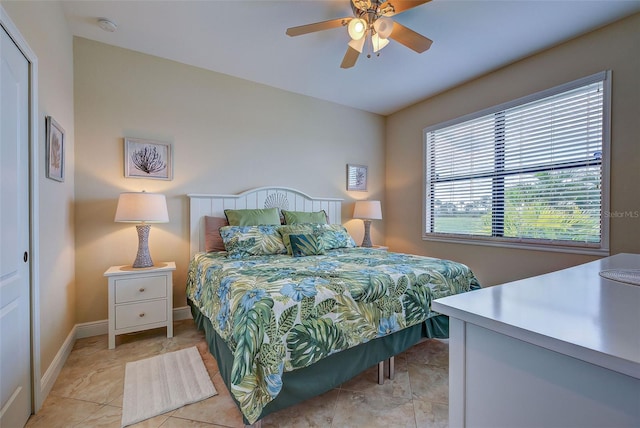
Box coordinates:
[282,210,328,225]
[289,233,326,257]
[224,208,280,226]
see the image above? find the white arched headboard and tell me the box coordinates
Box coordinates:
[188,187,343,257]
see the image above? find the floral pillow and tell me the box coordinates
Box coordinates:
[317,224,357,250]
[219,225,287,259]
[289,233,326,257]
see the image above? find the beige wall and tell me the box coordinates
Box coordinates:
[73,37,385,323]
[2,1,76,375]
[386,13,640,287]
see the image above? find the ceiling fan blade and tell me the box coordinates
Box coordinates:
[286,17,350,37]
[389,21,433,53]
[340,46,361,69]
[379,0,431,17]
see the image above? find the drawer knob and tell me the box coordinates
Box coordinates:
[139,288,145,292]
[139,313,145,318]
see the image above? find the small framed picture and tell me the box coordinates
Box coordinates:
[347,164,368,191]
[46,116,65,182]
[124,138,173,180]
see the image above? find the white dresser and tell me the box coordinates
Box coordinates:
[433,253,640,428]
[104,262,176,349]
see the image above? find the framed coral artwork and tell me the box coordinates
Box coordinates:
[124,138,173,180]
[46,116,65,182]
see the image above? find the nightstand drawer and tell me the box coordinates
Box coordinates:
[115,275,167,303]
[115,300,167,329]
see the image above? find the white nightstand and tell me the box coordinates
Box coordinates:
[104,262,176,349]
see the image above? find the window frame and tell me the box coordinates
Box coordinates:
[422,71,611,256]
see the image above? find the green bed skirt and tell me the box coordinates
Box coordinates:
[189,300,451,424]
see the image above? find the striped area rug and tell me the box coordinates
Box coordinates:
[121,346,217,427]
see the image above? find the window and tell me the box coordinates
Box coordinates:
[423,71,610,254]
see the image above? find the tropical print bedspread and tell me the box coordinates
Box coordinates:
[186,248,480,423]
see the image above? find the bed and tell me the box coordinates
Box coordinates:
[186,187,480,426]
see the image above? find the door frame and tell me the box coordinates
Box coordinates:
[0,5,42,412]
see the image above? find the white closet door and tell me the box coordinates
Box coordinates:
[0,23,32,428]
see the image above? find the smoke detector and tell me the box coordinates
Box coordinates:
[97,18,118,33]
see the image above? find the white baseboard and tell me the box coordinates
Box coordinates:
[173,305,193,321]
[75,319,108,339]
[40,324,76,399]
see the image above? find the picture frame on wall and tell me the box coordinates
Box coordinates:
[346,164,368,191]
[46,116,65,182]
[124,138,173,180]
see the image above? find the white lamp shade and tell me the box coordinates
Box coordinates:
[373,17,394,39]
[115,192,169,223]
[353,200,382,220]
[348,18,367,40]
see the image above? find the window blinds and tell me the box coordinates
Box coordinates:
[425,73,607,250]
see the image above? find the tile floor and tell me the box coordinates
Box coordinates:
[26,319,449,428]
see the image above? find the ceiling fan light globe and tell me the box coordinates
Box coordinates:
[348,18,367,40]
[372,33,390,52]
[373,17,393,39]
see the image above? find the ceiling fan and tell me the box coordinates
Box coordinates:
[286,0,433,69]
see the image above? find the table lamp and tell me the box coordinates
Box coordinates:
[115,191,169,268]
[353,200,382,247]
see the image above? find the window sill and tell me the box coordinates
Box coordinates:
[422,234,610,257]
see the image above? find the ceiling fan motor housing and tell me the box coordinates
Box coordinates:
[351,0,395,37]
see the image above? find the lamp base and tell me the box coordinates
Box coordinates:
[133,224,154,268]
[361,219,373,248]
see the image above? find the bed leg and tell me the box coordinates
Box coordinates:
[378,356,396,384]
[386,356,395,380]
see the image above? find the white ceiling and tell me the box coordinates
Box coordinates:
[61,0,640,115]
